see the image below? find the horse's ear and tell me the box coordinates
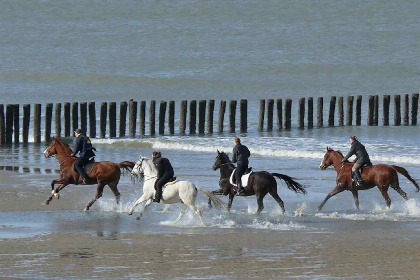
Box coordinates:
[217,149,220,154]
[139,155,142,160]
[327,146,331,151]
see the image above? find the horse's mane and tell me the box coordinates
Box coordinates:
[54,138,73,155]
[139,156,157,174]
[335,150,344,158]
[219,151,232,162]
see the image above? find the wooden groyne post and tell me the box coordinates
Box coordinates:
[338,97,344,126]
[168,101,175,135]
[64,102,70,137]
[72,102,78,132]
[149,100,156,136]
[179,100,187,135]
[267,99,274,131]
[34,104,41,143]
[317,97,323,127]
[218,101,226,133]
[382,95,390,126]
[240,99,247,133]
[298,97,305,128]
[207,100,215,134]
[100,102,107,138]
[284,99,292,129]
[23,104,30,143]
[88,102,96,138]
[412,93,419,125]
[119,101,127,137]
[13,104,19,143]
[307,97,313,128]
[276,99,282,130]
[356,95,362,126]
[139,101,146,136]
[159,101,167,135]
[367,95,374,126]
[198,100,206,134]
[346,96,353,126]
[55,103,61,138]
[109,102,117,138]
[0,105,4,145]
[258,99,265,131]
[45,103,53,143]
[394,95,401,126]
[5,105,14,144]
[128,100,137,137]
[403,94,409,126]
[189,100,196,135]
[229,100,237,133]
[328,96,336,127]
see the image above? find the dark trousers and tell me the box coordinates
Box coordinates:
[75,156,89,180]
[154,173,173,199]
[235,163,248,189]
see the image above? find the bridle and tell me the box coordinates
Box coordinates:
[133,158,157,182]
[45,142,74,168]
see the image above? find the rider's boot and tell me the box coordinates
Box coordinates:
[153,187,162,203]
[237,181,245,195]
[355,169,363,186]
[75,172,80,185]
[80,169,88,185]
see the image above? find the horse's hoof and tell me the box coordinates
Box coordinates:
[128,211,133,216]
[83,207,89,211]
[136,216,141,220]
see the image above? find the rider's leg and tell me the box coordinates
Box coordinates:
[236,164,247,193]
[153,178,164,203]
[74,157,85,184]
[352,162,363,186]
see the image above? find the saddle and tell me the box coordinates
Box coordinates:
[229,168,253,187]
[156,177,177,190]
[73,157,96,174]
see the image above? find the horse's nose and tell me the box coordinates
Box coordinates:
[319,162,325,170]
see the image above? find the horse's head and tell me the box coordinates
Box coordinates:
[320,147,340,170]
[212,150,231,170]
[132,156,146,179]
[44,138,59,158]
[44,138,73,158]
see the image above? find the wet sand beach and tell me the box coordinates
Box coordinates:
[0,229,419,279]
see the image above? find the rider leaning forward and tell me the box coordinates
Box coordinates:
[152,151,174,203]
[342,135,372,186]
[70,128,96,184]
[232,137,251,194]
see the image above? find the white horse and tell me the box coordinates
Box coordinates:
[128,156,226,226]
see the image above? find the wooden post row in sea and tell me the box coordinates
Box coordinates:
[0,93,418,145]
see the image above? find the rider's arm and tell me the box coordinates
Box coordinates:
[73,137,83,156]
[232,146,238,163]
[343,145,356,162]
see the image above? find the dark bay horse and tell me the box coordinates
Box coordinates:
[210,151,306,214]
[318,147,419,211]
[43,138,135,210]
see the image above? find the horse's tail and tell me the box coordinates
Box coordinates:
[118,161,136,173]
[196,187,228,211]
[390,165,420,192]
[271,173,307,194]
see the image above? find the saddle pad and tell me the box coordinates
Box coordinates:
[163,180,178,189]
[72,162,96,174]
[229,169,252,187]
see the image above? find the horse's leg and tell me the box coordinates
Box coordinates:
[227,193,235,212]
[108,182,121,205]
[379,186,392,208]
[136,199,153,221]
[351,190,360,210]
[390,180,408,201]
[174,204,188,224]
[268,189,285,214]
[84,181,105,211]
[317,184,345,211]
[186,203,206,226]
[256,194,265,214]
[128,194,150,215]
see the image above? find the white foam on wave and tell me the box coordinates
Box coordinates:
[314,199,420,221]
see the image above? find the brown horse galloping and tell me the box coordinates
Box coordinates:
[43,138,135,210]
[318,147,419,211]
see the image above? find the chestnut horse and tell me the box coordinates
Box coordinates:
[318,147,419,211]
[43,138,135,210]
[210,151,306,214]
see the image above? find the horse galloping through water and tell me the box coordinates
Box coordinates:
[318,147,419,211]
[210,151,306,214]
[43,138,135,210]
[129,156,226,226]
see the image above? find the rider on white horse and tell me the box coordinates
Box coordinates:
[152,151,175,203]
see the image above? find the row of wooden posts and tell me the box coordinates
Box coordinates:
[0,93,418,145]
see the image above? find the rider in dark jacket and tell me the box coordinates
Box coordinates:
[71,128,96,184]
[232,137,251,194]
[152,151,175,203]
[342,136,372,186]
